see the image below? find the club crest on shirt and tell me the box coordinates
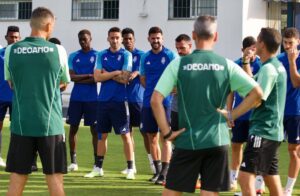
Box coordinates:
[133,56,137,63]
[90,56,95,63]
[104,57,108,61]
[161,57,166,64]
[117,55,121,61]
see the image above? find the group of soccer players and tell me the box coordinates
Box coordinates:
[0,14,300,196]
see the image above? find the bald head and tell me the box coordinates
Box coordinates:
[30,7,55,30]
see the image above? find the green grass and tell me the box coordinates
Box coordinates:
[0,119,299,195]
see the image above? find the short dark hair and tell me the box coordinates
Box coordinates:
[283,27,299,39]
[175,34,191,42]
[6,26,19,35]
[48,37,61,45]
[30,7,54,29]
[122,28,135,37]
[148,26,163,36]
[258,28,282,54]
[78,29,91,37]
[108,27,121,35]
[242,36,256,49]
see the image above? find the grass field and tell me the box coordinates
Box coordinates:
[0,119,299,196]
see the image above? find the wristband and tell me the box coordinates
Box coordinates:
[163,130,173,140]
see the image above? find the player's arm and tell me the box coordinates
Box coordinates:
[287,49,300,88]
[241,46,255,77]
[226,92,234,111]
[140,76,146,88]
[4,45,13,89]
[69,70,95,84]
[151,58,185,141]
[129,71,139,81]
[112,71,130,84]
[94,69,122,82]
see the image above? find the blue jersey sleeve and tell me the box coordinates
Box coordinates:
[68,51,78,70]
[123,50,133,72]
[139,52,148,76]
[96,50,105,70]
[166,50,179,61]
[134,50,145,72]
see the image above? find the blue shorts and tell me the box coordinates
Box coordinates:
[128,102,142,127]
[231,120,249,143]
[0,101,12,121]
[96,101,129,135]
[141,106,171,133]
[284,115,300,144]
[66,101,97,126]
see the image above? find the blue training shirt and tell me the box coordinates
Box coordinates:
[127,48,145,103]
[0,47,13,102]
[69,49,98,102]
[140,47,178,107]
[233,57,261,120]
[97,48,132,102]
[278,52,300,116]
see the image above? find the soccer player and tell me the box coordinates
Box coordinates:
[5,7,70,196]
[140,26,178,184]
[151,15,262,196]
[228,36,264,192]
[0,26,20,167]
[120,27,148,174]
[84,27,135,180]
[277,27,300,196]
[238,28,286,196]
[66,29,98,172]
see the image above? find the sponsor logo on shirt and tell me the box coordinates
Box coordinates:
[14,46,54,54]
[183,63,224,71]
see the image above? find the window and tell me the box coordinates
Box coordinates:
[0,0,32,20]
[169,0,217,19]
[72,0,119,20]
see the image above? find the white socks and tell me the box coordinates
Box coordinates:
[285,177,296,191]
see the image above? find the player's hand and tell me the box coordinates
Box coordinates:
[129,71,139,81]
[164,128,186,141]
[216,108,235,128]
[242,46,256,63]
[287,48,299,65]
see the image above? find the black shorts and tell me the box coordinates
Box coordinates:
[0,101,12,121]
[284,115,300,144]
[66,101,97,126]
[165,146,230,193]
[171,111,178,131]
[6,133,67,175]
[128,102,142,127]
[231,120,249,143]
[240,135,280,175]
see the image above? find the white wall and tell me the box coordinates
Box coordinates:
[0,0,269,60]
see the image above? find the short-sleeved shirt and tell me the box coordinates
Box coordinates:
[126,48,145,103]
[233,57,261,120]
[68,49,98,102]
[155,50,258,150]
[249,57,287,142]
[0,47,13,101]
[96,48,132,102]
[5,37,70,137]
[140,47,178,107]
[277,52,300,116]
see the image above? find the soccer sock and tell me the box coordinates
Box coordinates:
[255,175,265,191]
[70,151,77,164]
[94,153,97,165]
[127,160,133,169]
[230,170,238,182]
[285,177,296,191]
[147,154,153,164]
[160,162,169,177]
[96,156,104,168]
[153,160,162,174]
